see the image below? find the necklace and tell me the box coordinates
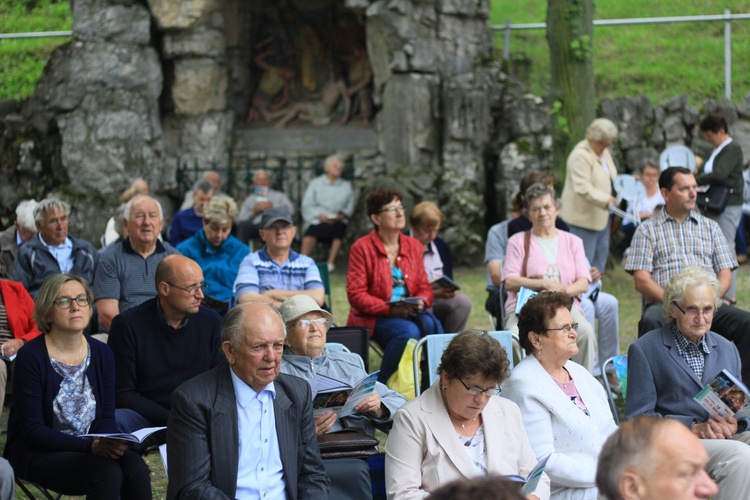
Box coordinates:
[48,336,85,365]
[549,369,571,389]
[450,415,477,430]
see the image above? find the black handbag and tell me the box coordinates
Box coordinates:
[696,185,731,214]
[317,428,380,460]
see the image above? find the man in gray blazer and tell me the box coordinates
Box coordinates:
[166,301,329,499]
[626,267,750,499]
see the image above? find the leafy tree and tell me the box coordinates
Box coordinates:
[546,0,595,175]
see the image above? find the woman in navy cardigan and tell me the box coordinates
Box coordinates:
[4,274,151,499]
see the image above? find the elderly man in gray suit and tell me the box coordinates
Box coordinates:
[626,266,750,499]
[166,301,329,499]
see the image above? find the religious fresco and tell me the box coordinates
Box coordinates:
[245,0,373,128]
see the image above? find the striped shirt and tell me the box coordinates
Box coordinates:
[623,208,737,288]
[233,247,323,301]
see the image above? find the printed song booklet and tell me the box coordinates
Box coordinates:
[387,297,425,306]
[694,370,750,419]
[312,371,380,419]
[82,426,167,443]
[505,454,550,496]
[430,276,461,291]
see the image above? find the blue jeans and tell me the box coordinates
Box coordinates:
[373,313,443,384]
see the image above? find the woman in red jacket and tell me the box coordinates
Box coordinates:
[0,278,42,405]
[347,189,442,383]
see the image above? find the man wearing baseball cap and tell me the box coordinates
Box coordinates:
[233,206,325,307]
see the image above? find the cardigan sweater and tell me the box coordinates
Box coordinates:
[4,334,116,477]
[346,229,434,332]
[0,280,41,341]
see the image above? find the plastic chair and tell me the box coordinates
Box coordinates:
[602,354,628,425]
[315,261,333,313]
[660,145,697,172]
[327,326,370,372]
[412,331,515,397]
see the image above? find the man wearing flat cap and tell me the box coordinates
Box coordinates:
[233,206,325,307]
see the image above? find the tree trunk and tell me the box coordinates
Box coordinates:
[547,0,596,178]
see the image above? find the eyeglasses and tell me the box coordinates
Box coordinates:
[544,323,578,335]
[289,318,330,329]
[528,204,555,215]
[378,205,405,214]
[54,295,91,309]
[457,377,501,397]
[167,281,208,295]
[672,302,715,319]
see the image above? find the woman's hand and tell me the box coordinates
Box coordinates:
[91,438,127,459]
[540,279,565,293]
[389,303,418,318]
[692,416,737,439]
[314,411,337,436]
[355,392,386,419]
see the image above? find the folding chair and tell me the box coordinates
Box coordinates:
[412,331,514,397]
[327,326,370,372]
[602,354,628,425]
[315,261,333,313]
[15,478,62,500]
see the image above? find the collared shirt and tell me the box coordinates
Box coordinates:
[233,247,323,301]
[703,137,733,175]
[421,239,444,282]
[230,369,285,499]
[39,234,74,273]
[623,208,737,288]
[155,296,189,329]
[672,324,711,382]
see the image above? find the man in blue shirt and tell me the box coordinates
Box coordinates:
[234,206,324,307]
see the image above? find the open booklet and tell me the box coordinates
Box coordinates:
[430,276,461,291]
[387,296,425,306]
[504,454,550,496]
[515,287,538,314]
[312,371,380,419]
[694,370,750,420]
[82,426,166,443]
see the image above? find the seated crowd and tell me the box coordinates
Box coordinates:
[0,114,749,499]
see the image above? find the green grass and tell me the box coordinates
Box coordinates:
[491,1,750,104]
[0,0,72,101]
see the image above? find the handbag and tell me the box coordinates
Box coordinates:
[318,428,380,460]
[696,185,731,214]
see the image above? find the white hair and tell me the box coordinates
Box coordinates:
[15,199,38,230]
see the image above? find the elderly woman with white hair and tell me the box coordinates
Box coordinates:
[300,154,355,271]
[559,118,619,273]
[177,195,250,308]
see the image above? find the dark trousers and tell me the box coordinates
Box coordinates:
[640,302,750,386]
[26,449,152,499]
[323,458,372,500]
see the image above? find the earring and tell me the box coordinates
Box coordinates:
[441,385,446,390]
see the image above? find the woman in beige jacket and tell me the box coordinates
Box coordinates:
[559,118,618,273]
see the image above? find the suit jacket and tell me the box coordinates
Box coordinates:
[166,365,329,500]
[560,139,617,231]
[385,382,550,500]
[625,326,741,427]
[696,140,744,206]
[502,356,618,500]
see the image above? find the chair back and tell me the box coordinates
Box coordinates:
[327,326,370,372]
[316,261,333,312]
[602,354,628,424]
[412,331,514,397]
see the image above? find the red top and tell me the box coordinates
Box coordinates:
[346,229,434,332]
[1,280,42,341]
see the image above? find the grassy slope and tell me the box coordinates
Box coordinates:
[0,0,72,101]
[491,0,750,104]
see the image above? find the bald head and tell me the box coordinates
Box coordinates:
[156,255,205,323]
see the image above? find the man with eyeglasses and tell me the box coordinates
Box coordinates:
[234,206,325,307]
[624,166,750,386]
[108,254,224,445]
[626,267,750,499]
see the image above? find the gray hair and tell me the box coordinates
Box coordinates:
[203,195,238,224]
[124,195,164,221]
[15,199,38,230]
[662,266,722,325]
[324,154,342,167]
[222,301,287,347]
[34,197,70,224]
[192,178,215,195]
[34,274,93,334]
[253,170,270,182]
[596,416,669,500]
[522,183,556,215]
[640,158,659,172]
[586,118,618,143]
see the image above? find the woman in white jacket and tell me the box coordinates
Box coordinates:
[502,292,618,500]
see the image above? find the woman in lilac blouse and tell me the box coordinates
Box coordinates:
[4,274,151,499]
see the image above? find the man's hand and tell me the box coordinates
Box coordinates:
[314,411,337,436]
[432,286,458,299]
[589,267,602,283]
[355,392,386,419]
[253,201,273,213]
